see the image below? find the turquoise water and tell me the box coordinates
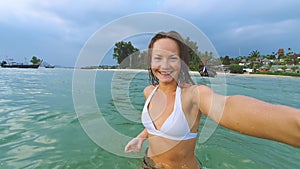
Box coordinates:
[0,68,299,169]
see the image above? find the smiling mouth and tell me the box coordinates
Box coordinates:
[158,70,173,76]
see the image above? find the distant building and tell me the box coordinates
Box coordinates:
[291,54,300,65]
[261,58,270,65]
[238,59,247,66]
[291,54,300,59]
[243,68,253,73]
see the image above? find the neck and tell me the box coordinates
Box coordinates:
[158,81,178,94]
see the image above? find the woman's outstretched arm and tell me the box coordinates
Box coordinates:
[197,85,300,147]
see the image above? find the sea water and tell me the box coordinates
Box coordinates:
[0,68,299,169]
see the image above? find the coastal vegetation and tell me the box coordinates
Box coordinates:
[229,64,244,74]
[111,38,218,72]
[99,38,300,77]
[113,41,140,69]
[30,56,42,64]
[250,71,300,77]
[220,48,300,77]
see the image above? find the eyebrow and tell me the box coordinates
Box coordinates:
[152,52,178,57]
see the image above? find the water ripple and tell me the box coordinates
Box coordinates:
[1,69,300,168]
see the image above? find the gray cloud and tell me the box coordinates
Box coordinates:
[0,0,299,67]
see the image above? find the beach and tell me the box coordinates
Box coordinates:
[101,68,300,79]
[224,72,300,79]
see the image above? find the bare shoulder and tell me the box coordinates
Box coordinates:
[143,85,156,99]
[183,84,214,105]
[180,84,202,103]
[195,84,213,94]
[181,84,212,94]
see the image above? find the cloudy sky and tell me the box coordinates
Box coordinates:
[0,0,299,67]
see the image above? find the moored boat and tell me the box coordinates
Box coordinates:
[45,65,55,68]
[1,59,43,69]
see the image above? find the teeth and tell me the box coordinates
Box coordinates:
[160,71,172,74]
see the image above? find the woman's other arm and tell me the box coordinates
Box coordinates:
[125,86,153,153]
[125,128,148,152]
[197,85,300,147]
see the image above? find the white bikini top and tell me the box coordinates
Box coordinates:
[141,86,198,140]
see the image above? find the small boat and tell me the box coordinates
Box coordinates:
[1,59,42,69]
[199,66,217,77]
[45,65,55,68]
[199,59,217,77]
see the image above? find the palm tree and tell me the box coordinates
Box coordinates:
[249,50,261,61]
[287,48,293,55]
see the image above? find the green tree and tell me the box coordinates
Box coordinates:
[231,56,244,64]
[220,55,231,65]
[265,54,276,60]
[253,63,261,72]
[184,37,219,72]
[278,53,284,60]
[287,47,293,56]
[268,62,273,70]
[229,64,244,74]
[248,50,260,61]
[203,51,214,63]
[291,66,299,72]
[281,66,288,72]
[113,41,139,69]
[185,37,203,71]
[30,56,41,64]
[136,51,148,69]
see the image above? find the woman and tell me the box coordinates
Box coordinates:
[125,31,300,169]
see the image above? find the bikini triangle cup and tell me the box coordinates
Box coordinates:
[142,86,197,140]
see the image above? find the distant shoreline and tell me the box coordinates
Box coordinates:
[222,72,300,79]
[95,68,300,79]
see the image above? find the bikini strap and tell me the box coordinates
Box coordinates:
[145,86,159,105]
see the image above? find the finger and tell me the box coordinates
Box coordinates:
[124,148,133,153]
[124,145,131,152]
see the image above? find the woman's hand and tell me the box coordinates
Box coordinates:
[124,138,146,153]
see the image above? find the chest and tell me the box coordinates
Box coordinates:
[148,93,174,129]
[148,91,196,130]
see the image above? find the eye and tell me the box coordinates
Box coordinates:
[169,56,179,62]
[153,57,162,61]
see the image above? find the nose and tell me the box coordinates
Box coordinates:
[161,59,170,69]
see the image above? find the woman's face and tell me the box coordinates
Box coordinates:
[151,38,181,84]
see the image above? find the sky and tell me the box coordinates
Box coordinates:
[0,0,299,67]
